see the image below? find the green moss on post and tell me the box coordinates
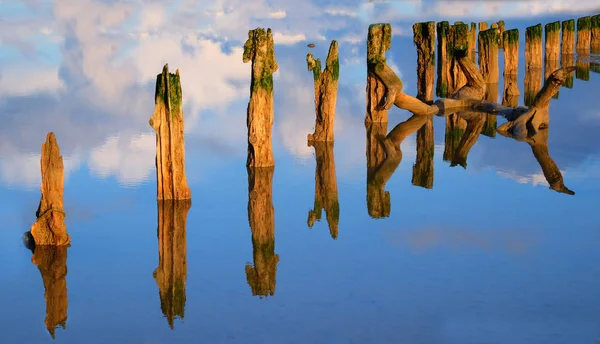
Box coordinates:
[561,53,575,88]
[448,23,469,93]
[577,16,592,53]
[576,57,590,81]
[545,21,561,62]
[413,21,436,100]
[436,21,450,97]
[592,14,600,47]
[243,28,278,94]
[307,40,339,143]
[154,64,182,119]
[366,23,392,123]
[478,28,500,83]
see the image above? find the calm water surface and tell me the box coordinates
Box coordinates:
[1,2,600,343]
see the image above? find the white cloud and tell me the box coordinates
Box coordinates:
[272,32,306,45]
[267,10,287,19]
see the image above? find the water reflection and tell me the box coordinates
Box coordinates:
[307,142,340,239]
[31,245,69,339]
[366,122,390,218]
[449,111,486,168]
[245,167,279,298]
[153,200,191,329]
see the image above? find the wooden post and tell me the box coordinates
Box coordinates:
[449,23,469,94]
[243,28,278,168]
[32,246,68,339]
[482,83,498,137]
[545,21,561,99]
[576,16,591,54]
[469,22,477,62]
[479,22,488,32]
[436,21,450,97]
[561,53,575,88]
[576,55,590,81]
[478,28,499,83]
[525,24,543,70]
[502,28,520,106]
[153,200,190,329]
[592,14,600,50]
[562,19,575,56]
[413,21,436,101]
[307,142,339,239]
[366,122,390,218]
[443,115,467,162]
[149,64,192,200]
[497,20,505,48]
[245,167,278,297]
[307,40,339,143]
[29,132,70,246]
[366,23,392,123]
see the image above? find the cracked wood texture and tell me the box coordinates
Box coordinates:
[246,167,279,297]
[366,23,392,123]
[478,28,499,83]
[30,132,70,246]
[153,200,190,329]
[243,28,278,167]
[307,40,339,143]
[149,64,191,200]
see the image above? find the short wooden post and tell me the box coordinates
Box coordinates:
[366,23,392,123]
[307,40,339,143]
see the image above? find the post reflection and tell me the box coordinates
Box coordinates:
[31,245,69,339]
[307,142,340,239]
[153,200,191,329]
[366,122,390,218]
[245,167,279,298]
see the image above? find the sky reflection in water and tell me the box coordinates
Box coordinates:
[1,1,600,343]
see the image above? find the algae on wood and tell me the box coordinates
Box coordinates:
[545,21,561,62]
[307,40,339,143]
[307,142,339,239]
[525,24,543,70]
[443,114,467,162]
[366,23,392,123]
[150,64,192,200]
[576,16,591,53]
[246,167,278,297]
[243,28,278,168]
[153,200,190,329]
[436,21,450,97]
[413,21,436,101]
[448,23,469,94]
[32,246,68,339]
[562,19,575,55]
[478,28,500,83]
[366,122,390,218]
[30,132,70,246]
[412,118,434,189]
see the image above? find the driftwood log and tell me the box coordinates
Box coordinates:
[29,133,70,246]
[307,40,339,143]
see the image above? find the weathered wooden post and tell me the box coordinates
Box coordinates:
[449,23,469,94]
[153,200,190,329]
[561,53,575,88]
[469,22,477,62]
[149,64,192,200]
[562,19,575,56]
[436,21,450,97]
[479,22,488,32]
[243,28,278,168]
[503,29,520,77]
[32,246,68,338]
[525,24,543,70]
[413,21,436,101]
[592,14,600,52]
[29,132,70,246]
[412,22,435,189]
[478,28,499,83]
[366,122,390,218]
[482,82,498,137]
[307,40,339,143]
[443,115,467,162]
[366,23,392,124]
[245,167,278,297]
[497,20,505,48]
[307,142,339,239]
[545,21,561,99]
[576,56,590,81]
[576,16,591,54]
